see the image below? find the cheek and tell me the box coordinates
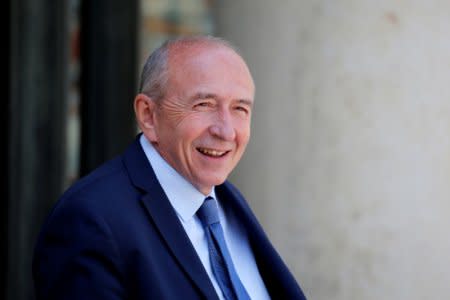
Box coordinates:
[236,120,251,143]
[160,111,201,137]
[169,124,205,153]
[181,115,211,137]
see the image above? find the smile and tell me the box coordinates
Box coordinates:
[197,147,229,157]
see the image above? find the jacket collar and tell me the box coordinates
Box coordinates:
[122,134,219,300]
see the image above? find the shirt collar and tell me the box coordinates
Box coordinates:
[140,134,216,222]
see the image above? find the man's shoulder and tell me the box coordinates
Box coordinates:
[61,136,144,203]
[43,135,154,226]
[46,155,134,220]
[65,155,127,199]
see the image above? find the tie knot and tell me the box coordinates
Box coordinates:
[197,196,220,227]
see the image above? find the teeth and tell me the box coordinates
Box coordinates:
[198,148,226,157]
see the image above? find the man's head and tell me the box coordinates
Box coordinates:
[134,35,255,195]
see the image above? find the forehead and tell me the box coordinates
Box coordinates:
[169,43,247,72]
[168,41,236,63]
[166,43,255,98]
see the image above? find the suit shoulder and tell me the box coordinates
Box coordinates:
[48,155,134,218]
[66,156,126,194]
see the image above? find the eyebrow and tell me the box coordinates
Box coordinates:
[236,99,253,107]
[192,92,253,107]
[193,92,217,100]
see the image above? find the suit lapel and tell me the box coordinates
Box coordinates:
[216,182,306,299]
[140,193,219,300]
[123,136,219,300]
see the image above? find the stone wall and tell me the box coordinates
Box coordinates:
[214,1,450,299]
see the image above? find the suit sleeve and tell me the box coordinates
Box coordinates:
[32,197,126,300]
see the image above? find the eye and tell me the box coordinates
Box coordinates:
[234,105,250,115]
[193,100,214,111]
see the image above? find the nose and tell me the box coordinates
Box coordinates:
[209,111,236,141]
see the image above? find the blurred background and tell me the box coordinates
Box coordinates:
[6,1,450,299]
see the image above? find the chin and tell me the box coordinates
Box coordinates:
[199,176,227,190]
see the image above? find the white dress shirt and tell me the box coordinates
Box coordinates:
[140,135,270,300]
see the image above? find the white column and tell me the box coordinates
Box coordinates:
[214,1,450,299]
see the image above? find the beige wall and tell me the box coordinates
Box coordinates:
[214,1,450,299]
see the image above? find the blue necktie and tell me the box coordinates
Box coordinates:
[197,197,251,300]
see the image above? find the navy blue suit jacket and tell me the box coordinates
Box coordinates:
[33,135,307,299]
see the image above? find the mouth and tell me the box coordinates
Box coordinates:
[196,147,230,158]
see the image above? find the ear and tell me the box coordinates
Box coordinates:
[134,93,159,142]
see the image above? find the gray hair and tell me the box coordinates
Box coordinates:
[138,35,241,101]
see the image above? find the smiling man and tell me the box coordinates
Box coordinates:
[33,35,307,300]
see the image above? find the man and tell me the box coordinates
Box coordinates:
[33,35,307,300]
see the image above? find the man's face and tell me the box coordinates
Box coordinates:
[151,45,254,195]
